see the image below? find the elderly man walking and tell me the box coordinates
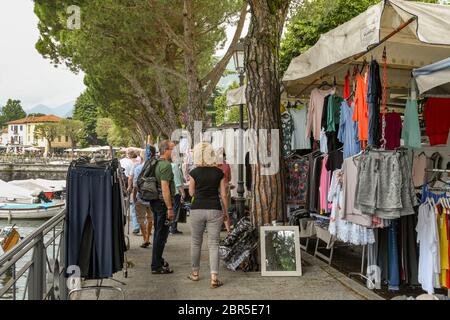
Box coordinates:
[149,140,176,274]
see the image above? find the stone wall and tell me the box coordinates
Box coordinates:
[0,163,69,181]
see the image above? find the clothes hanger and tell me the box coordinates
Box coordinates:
[318,80,332,89]
[360,58,368,75]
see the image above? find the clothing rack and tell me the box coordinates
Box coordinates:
[347,245,376,289]
[425,169,450,173]
[68,278,126,300]
[66,157,129,299]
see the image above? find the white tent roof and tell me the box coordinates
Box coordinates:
[226,86,247,107]
[7,179,65,195]
[412,57,450,96]
[282,0,450,97]
[0,180,34,200]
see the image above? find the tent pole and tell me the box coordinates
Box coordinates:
[294,16,417,97]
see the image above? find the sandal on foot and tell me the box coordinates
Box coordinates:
[140,242,150,248]
[210,278,223,289]
[187,272,199,281]
[152,267,174,274]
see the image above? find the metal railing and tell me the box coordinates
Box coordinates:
[0,155,72,165]
[0,209,67,300]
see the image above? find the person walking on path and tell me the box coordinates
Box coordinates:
[120,149,141,234]
[188,142,229,288]
[216,148,232,233]
[133,148,155,248]
[170,148,186,235]
[150,140,176,274]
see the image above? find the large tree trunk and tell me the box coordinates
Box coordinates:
[245,0,290,227]
[182,0,204,132]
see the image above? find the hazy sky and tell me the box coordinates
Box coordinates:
[0,1,247,111]
[0,0,85,110]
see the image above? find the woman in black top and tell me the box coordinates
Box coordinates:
[188,142,229,288]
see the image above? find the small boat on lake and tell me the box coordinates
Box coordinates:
[0,179,65,220]
[0,225,21,254]
[0,201,65,220]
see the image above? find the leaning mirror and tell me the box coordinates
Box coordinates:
[260,226,302,276]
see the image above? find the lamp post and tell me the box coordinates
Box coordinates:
[233,38,246,220]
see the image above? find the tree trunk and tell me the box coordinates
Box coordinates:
[182,0,204,132]
[245,0,290,227]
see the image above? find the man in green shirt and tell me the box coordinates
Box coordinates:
[150,140,176,274]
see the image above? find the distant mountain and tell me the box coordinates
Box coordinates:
[26,101,75,118]
[27,104,54,115]
[56,102,75,118]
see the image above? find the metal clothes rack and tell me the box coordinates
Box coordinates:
[425,169,450,173]
[422,168,450,298]
[68,278,126,300]
[67,162,129,300]
[347,245,376,289]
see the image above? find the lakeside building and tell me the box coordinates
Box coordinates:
[6,115,71,154]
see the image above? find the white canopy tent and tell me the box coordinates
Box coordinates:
[412,57,450,96]
[282,0,450,98]
[226,85,247,107]
[0,180,35,202]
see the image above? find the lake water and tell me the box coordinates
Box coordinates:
[0,218,62,300]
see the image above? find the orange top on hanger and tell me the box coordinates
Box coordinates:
[352,71,369,144]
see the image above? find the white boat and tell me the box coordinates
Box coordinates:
[0,179,66,220]
[0,201,65,220]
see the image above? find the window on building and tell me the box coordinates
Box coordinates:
[20,125,23,131]
[65,136,69,142]
[58,136,61,142]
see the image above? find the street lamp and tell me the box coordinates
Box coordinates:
[233,38,246,220]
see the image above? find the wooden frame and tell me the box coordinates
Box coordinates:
[260,226,302,277]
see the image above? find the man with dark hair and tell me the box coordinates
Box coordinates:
[150,140,176,274]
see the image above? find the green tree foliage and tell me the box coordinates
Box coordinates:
[280,0,379,73]
[0,99,27,127]
[96,117,132,147]
[281,0,441,74]
[95,118,113,143]
[34,123,59,153]
[214,81,246,126]
[34,0,246,136]
[58,118,83,152]
[73,91,102,147]
[27,113,46,118]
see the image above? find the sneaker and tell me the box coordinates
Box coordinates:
[170,230,183,235]
[132,229,140,235]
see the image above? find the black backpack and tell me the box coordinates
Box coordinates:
[137,157,162,201]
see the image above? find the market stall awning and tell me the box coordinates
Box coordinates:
[412,58,450,96]
[226,85,246,106]
[282,0,450,97]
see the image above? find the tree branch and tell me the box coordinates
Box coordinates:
[200,3,248,102]
[147,0,190,52]
[119,68,174,136]
[123,47,187,82]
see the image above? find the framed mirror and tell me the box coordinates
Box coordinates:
[260,226,302,276]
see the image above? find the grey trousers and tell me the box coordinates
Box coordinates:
[190,209,223,274]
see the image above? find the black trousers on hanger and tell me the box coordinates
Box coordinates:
[65,167,114,279]
[111,177,126,273]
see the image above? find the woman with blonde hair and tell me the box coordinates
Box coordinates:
[188,142,229,288]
